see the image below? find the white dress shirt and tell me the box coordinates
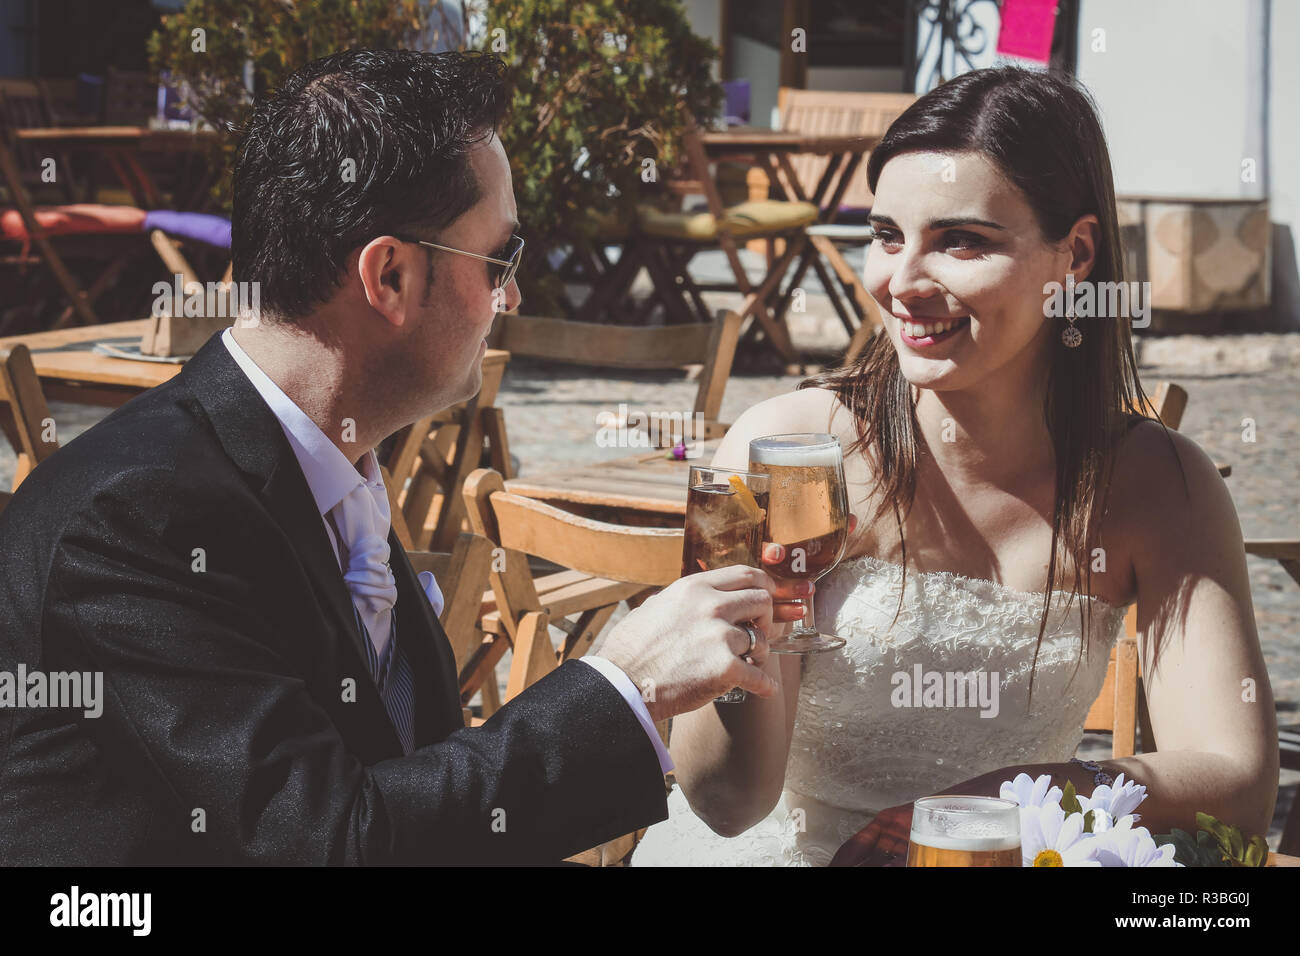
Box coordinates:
[220,329,672,773]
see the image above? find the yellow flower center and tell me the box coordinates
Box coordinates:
[1033,849,1064,867]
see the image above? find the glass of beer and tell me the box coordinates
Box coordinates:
[748,433,849,653]
[682,465,770,703]
[906,796,1022,867]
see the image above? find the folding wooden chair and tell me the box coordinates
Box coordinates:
[770,90,915,357]
[0,127,153,330]
[463,466,681,863]
[488,308,743,447]
[633,123,816,365]
[0,80,81,204]
[0,343,57,490]
[381,384,512,556]
[463,465,683,696]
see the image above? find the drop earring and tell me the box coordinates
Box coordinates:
[1062,277,1082,348]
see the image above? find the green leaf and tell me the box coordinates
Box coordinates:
[1244,838,1267,868]
[1060,780,1082,816]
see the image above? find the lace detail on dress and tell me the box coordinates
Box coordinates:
[631,555,1129,867]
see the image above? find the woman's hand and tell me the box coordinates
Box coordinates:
[829,803,913,866]
[760,515,857,618]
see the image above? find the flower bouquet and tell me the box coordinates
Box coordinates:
[999,772,1270,867]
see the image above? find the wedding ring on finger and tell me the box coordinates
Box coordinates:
[740,621,759,664]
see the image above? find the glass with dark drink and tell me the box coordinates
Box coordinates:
[682,466,770,703]
[748,433,849,653]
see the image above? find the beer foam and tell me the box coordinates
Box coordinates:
[749,438,841,467]
[908,829,1022,853]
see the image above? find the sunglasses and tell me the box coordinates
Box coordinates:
[393,233,525,290]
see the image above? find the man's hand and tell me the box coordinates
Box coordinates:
[598,565,807,722]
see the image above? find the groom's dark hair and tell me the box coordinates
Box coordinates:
[232,49,507,323]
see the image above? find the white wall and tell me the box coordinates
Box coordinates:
[1076,0,1265,201]
[1267,0,1300,324]
[1076,0,1295,324]
[731,34,782,128]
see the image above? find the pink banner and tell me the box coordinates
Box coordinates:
[996,0,1059,64]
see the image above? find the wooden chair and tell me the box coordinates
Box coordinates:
[381,382,512,556]
[0,344,57,490]
[463,466,681,864]
[463,466,682,701]
[771,89,914,357]
[0,79,81,203]
[1083,382,1187,758]
[488,308,742,446]
[775,89,915,213]
[0,127,151,330]
[631,122,817,365]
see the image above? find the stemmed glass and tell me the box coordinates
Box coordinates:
[748,433,849,653]
[681,465,770,703]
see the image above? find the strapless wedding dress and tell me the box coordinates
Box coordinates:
[630,554,1129,866]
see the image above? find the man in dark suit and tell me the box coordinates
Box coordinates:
[0,50,797,865]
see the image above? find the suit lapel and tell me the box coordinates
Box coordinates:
[183,331,464,752]
[182,333,404,755]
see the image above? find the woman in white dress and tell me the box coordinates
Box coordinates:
[632,66,1278,866]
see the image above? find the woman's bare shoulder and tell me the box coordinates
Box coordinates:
[1108,418,1232,535]
[712,386,852,469]
[733,386,851,437]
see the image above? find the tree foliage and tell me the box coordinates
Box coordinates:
[479,0,721,313]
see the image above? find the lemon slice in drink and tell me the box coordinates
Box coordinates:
[727,474,764,522]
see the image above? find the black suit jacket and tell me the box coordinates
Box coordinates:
[0,333,668,865]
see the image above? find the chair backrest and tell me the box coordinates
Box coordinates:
[777,88,916,210]
[102,68,157,126]
[0,344,57,491]
[405,533,496,678]
[1083,380,1186,755]
[0,79,57,130]
[0,79,73,201]
[463,467,683,697]
[488,308,741,441]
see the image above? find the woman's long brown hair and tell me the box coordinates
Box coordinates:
[802,67,1183,707]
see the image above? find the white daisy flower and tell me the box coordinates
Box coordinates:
[1093,815,1181,867]
[1019,803,1101,867]
[1077,773,1147,822]
[999,772,1063,810]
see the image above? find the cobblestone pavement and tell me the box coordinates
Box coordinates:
[3,297,1297,848]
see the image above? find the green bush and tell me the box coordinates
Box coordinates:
[478,0,721,314]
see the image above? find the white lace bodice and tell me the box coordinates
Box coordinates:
[631,554,1129,866]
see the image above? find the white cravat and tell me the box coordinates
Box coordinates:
[329,450,399,659]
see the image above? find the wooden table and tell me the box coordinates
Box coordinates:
[506,440,720,528]
[0,319,178,406]
[15,126,222,210]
